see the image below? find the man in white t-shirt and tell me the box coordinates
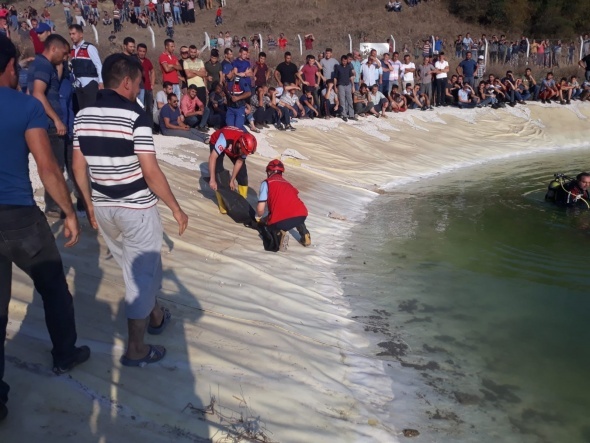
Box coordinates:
[361,51,382,89]
[389,51,403,89]
[434,52,449,106]
[400,54,415,88]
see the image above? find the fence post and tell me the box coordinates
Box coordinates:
[525,38,530,65]
[484,38,488,64]
[348,34,352,53]
[431,35,435,54]
[580,35,584,60]
[258,33,263,52]
[390,34,396,53]
[200,32,210,53]
[91,24,98,45]
[148,26,155,49]
[297,34,303,56]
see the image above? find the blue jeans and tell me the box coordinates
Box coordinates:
[173,6,181,24]
[138,88,145,106]
[134,6,141,17]
[0,206,79,404]
[226,106,245,129]
[185,108,211,128]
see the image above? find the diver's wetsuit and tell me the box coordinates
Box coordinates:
[555,181,590,207]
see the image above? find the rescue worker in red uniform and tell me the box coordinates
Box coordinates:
[208,126,257,213]
[256,159,311,251]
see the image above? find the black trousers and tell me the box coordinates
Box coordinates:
[212,147,248,186]
[45,129,66,214]
[74,80,99,113]
[0,206,78,404]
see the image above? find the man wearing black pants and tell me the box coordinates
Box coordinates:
[28,34,72,218]
[0,35,90,423]
[69,24,103,111]
[434,52,449,106]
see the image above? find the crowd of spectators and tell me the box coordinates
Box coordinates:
[3,0,590,140]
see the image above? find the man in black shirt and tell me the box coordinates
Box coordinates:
[274,51,298,87]
[333,54,355,121]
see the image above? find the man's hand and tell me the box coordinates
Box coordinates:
[172,208,188,235]
[63,213,80,247]
[55,120,67,136]
[229,179,236,191]
[209,178,218,191]
[98,83,104,90]
[85,204,98,230]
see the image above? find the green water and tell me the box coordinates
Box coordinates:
[340,150,590,443]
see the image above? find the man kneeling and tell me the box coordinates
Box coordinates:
[256,160,311,252]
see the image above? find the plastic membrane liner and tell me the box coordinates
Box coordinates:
[339,150,590,443]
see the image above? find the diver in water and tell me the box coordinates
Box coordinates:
[256,159,311,252]
[549,172,590,208]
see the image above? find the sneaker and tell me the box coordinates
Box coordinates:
[197,126,209,133]
[566,99,571,104]
[278,230,289,252]
[285,124,296,131]
[53,345,91,375]
[428,106,434,110]
[275,123,285,131]
[350,116,358,121]
[0,402,7,423]
[300,232,311,247]
[342,116,348,122]
[290,118,298,123]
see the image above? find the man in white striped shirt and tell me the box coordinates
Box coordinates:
[73,53,188,367]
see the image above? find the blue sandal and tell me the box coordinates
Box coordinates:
[120,345,166,367]
[148,307,171,335]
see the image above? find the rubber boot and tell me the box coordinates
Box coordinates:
[238,185,248,199]
[296,223,311,247]
[215,191,227,214]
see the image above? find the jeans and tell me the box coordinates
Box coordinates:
[144,90,154,129]
[337,83,354,117]
[173,6,181,24]
[434,78,446,106]
[184,108,211,128]
[277,105,290,126]
[134,6,141,17]
[172,84,181,100]
[0,206,78,404]
[226,106,246,129]
[138,88,145,106]
[45,129,66,214]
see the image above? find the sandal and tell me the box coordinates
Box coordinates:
[148,307,171,335]
[250,127,261,133]
[120,345,166,367]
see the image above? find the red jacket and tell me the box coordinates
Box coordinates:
[265,174,307,225]
[210,126,245,160]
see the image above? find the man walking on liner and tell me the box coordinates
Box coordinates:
[73,53,189,367]
[0,35,89,423]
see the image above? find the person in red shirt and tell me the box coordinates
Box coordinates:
[30,21,51,55]
[137,43,155,127]
[256,160,311,251]
[297,54,324,109]
[158,38,182,98]
[278,33,287,50]
[304,33,314,51]
[252,51,269,87]
[207,127,257,213]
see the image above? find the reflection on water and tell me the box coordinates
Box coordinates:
[340,150,590,443]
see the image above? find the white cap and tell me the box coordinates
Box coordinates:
[478,55,484,60]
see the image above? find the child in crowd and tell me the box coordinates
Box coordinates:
[215,5,222,26]
[166,12,174,38]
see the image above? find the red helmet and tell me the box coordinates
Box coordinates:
[237,133,257,156]
[266,159,285,174]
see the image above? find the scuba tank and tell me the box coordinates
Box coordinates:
[545,173,569,202]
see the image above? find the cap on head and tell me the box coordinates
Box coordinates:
[266,159,285,174]
[35,23,51,34]
[237,133,257,156]
[478,55,484,60]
